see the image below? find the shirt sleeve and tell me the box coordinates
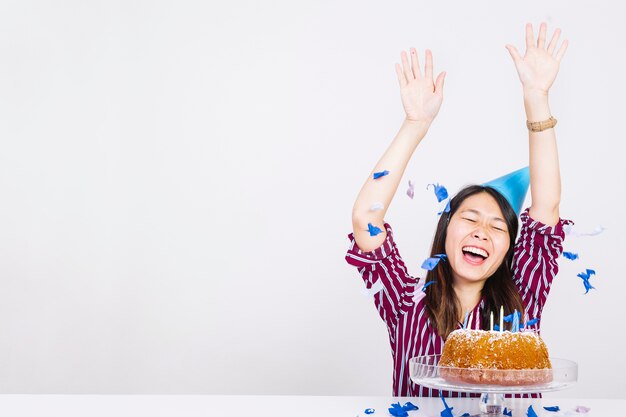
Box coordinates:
[345,223,419,330]
[512,207,574,322]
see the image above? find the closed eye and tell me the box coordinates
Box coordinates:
[462,217,476,223]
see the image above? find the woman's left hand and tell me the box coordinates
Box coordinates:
[505,22,569,96]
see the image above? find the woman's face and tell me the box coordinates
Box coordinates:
[444,192,511,285]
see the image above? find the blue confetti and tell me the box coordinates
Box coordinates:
[502,311,522,331]
[521,318,539,328]
[527,405,538,417]
[421,254,447,270]
[543,406,560,412]
[461,414,471,417]
[563,252,579,260]
[364,408,375,415]
[422,280,437,292]
[503,313,513,322]
[494,324,500,331]
[437,199,451,215]
[503,408,513,416]
[402,402,418,411]
[388,402,418,417]
[577,269,596,294]
[439,393,454,417]
[427,183,449,202]
[367,223,383,237]
[373,170,389,179]
[389,402,407,417]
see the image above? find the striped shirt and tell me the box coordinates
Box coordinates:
[345,207,573,397]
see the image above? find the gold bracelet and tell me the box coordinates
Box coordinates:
[526,116,557,132]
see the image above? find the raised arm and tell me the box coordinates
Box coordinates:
[352,48,446,252]
[505,22,569,227]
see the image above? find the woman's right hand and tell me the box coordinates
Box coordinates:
[395,48,446,124]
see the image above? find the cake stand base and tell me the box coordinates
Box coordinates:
[479,393,505,415]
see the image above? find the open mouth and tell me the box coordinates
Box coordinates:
[462,246,489,264]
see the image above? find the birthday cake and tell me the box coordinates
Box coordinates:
[438,329,552,386]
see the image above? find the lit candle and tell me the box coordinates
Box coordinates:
[500,306,504,332]
[490,311,494,331]
[467,311,473,330]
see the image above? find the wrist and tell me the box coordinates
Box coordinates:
[523,89,549,102]
[523,92,551,121]
[404,117,432,129]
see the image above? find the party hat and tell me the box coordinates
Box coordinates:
[482,166,529,216]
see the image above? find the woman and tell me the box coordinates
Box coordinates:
[345,23,572,397]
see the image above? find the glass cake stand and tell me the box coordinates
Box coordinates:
[409,355,577,416]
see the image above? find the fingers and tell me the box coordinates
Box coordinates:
[524,22,568,60]
[401,50,414,81]
[434,71,446,95]
[425,49,433,80]
[505,44,522,63]
[396,48,441,90]
[525,23,535,50]
[395,63,406,87]
[555,39,569,62]
[398,48,432,83]
[546,28,561,55]
[410,48,422,78]
[537,22,547,48]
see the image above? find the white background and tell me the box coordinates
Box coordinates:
[0,0,624,398]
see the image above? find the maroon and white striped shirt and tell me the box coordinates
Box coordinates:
[345,207,573,397]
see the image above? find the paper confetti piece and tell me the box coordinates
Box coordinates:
[503,311,521,323]
[360,279,384,297]
[544,406,560,412]
[564,225,605,237]
[388,402,418,417]
[369,202,385,211]
[439,393,454,417]
[575,405,590,413]
[437,199,451,215]
[364,409,375,415]
[494,324,500,331]
[503,408,513,416]
[373,170,389,179]
[421,254,447,270]
[422,280,437,292]
[427,183,449,202]
[527,405,538,417]
[407,180,415,199]
[368,223,383,237]
[577,269,596,294]
[461,414,471,417]
[563,252,579,260]
[402,402,418,411]
[388,402,407,417]
[521,318,539,328]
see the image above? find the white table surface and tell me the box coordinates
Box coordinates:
[0,395,618,417]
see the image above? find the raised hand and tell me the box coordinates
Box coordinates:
[505,22,569,95]
[395,48,446,124]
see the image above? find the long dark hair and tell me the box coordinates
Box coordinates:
[424,185,524,339]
